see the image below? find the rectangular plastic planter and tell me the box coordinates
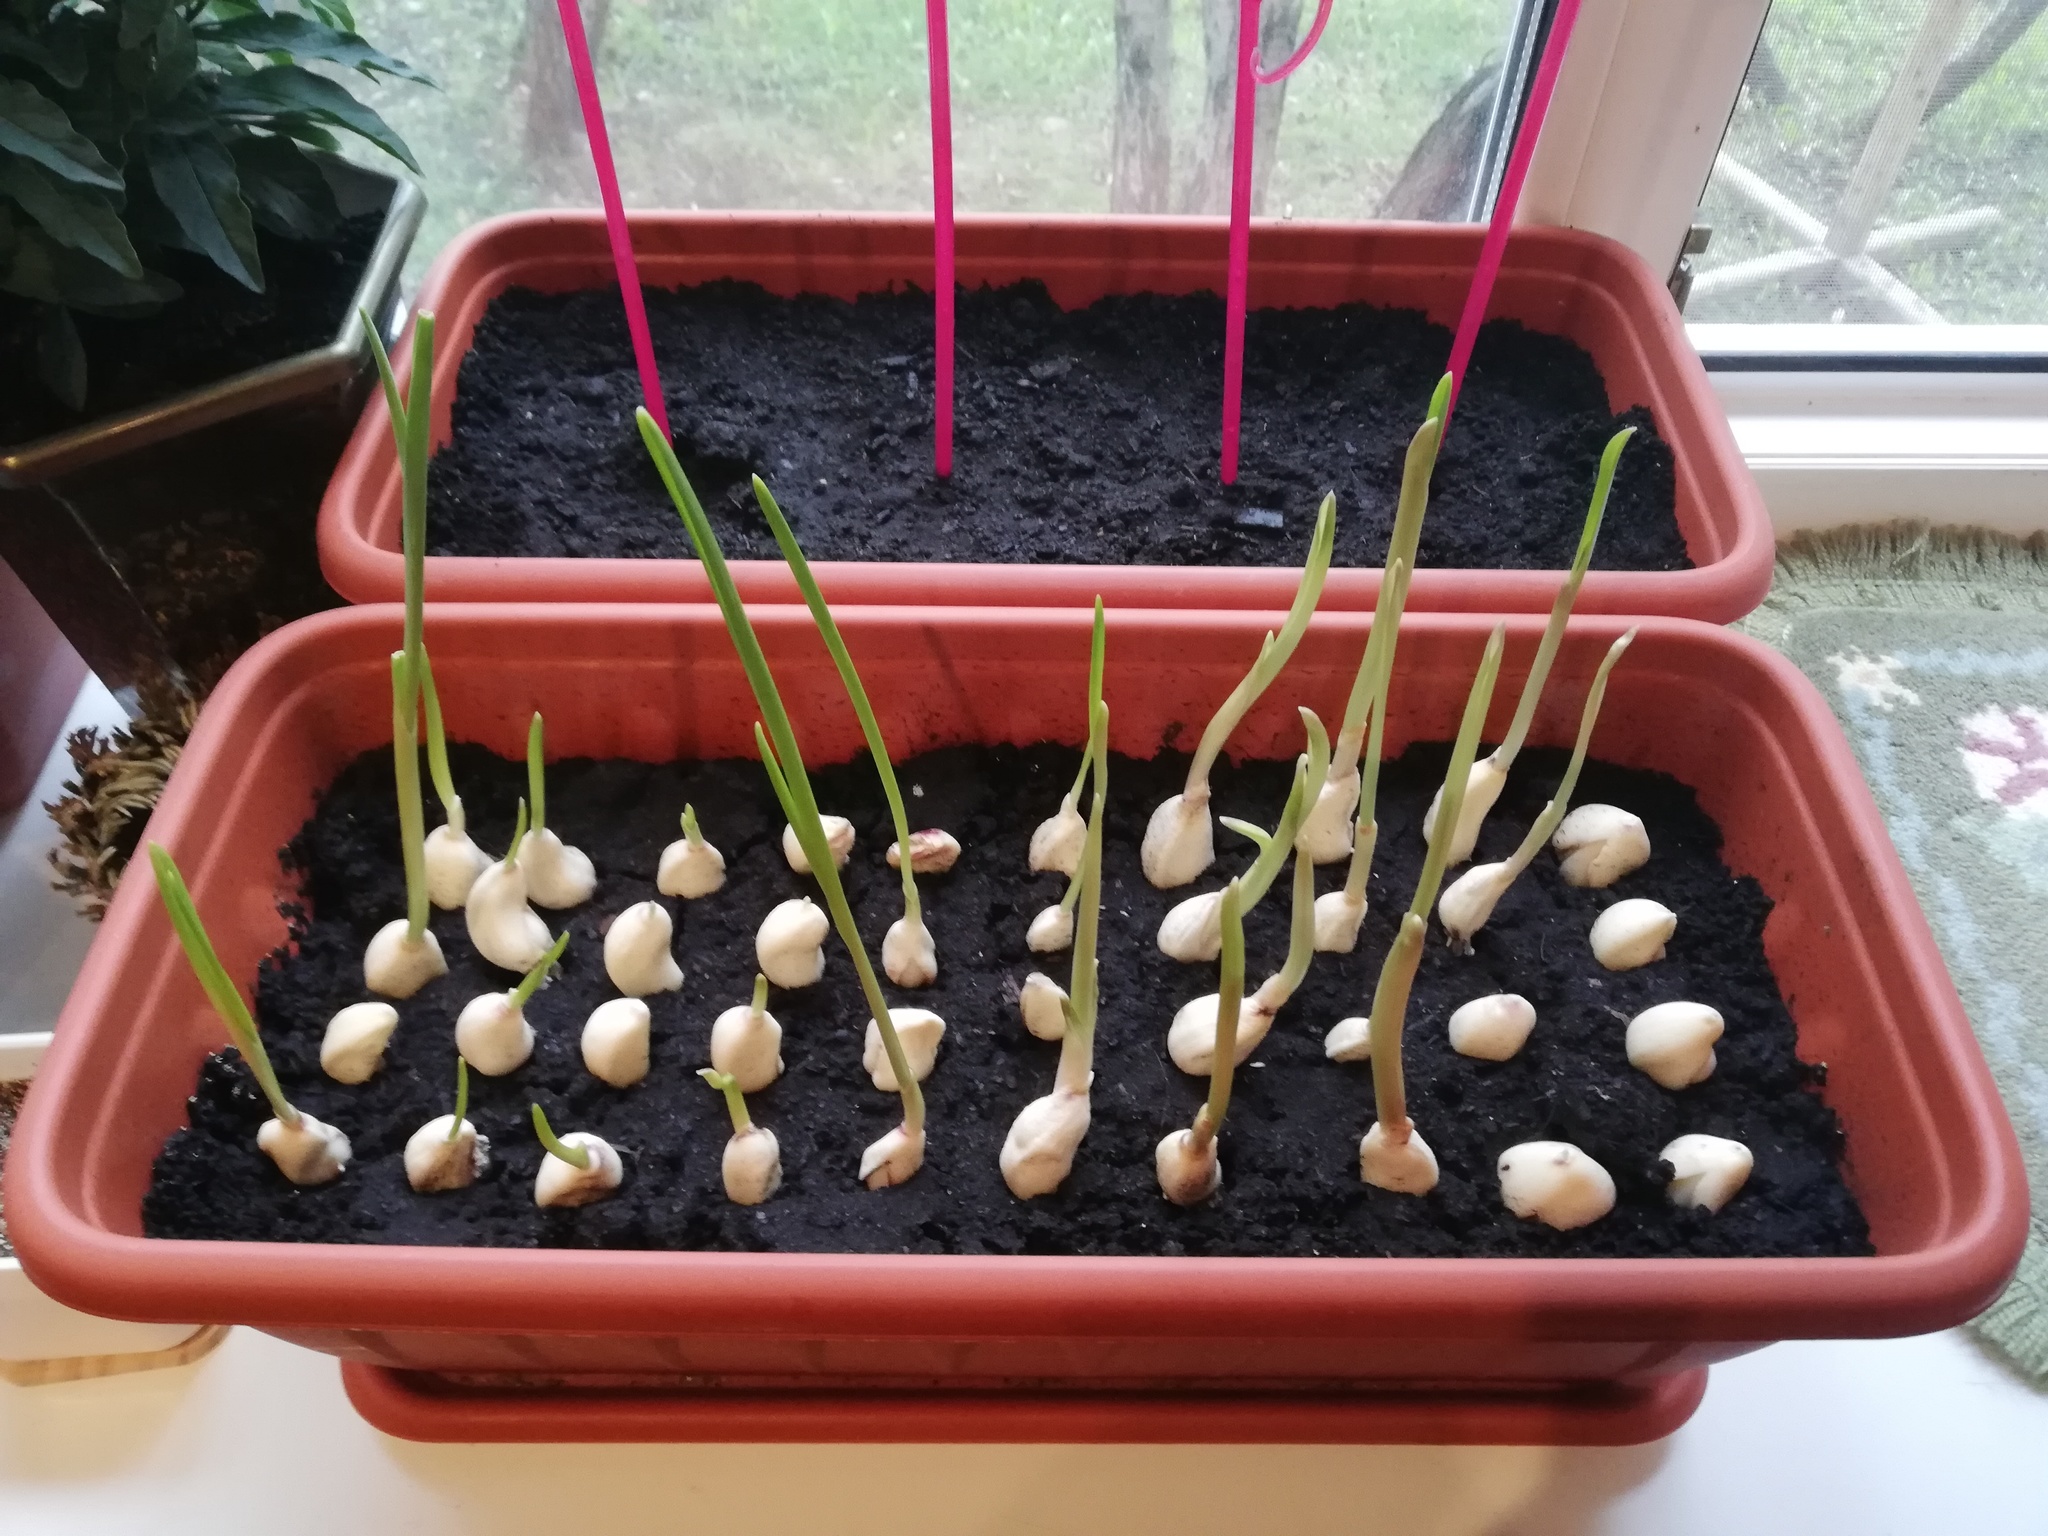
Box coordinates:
[6,604,2023,1399]
[317,213,1772,622]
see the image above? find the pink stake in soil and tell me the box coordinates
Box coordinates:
[1220,0,1332,484]
[926,0,956,477]
[553,0,669,439]
[1441,0,1582,430]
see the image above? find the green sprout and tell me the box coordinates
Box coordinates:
[1218,707,1332,915]
[510,930,571,1009]
[1042,601,1110,921]
[526,712,547,836]
[149,844,298,1128]
[390,651,429,943]
[446,1056,471,1142]
[530,1102,589,1169]
[698,1068,754,1134]
[504,798,530,865]
[1060,629,1111,1090]
[1192,877,1245,1152]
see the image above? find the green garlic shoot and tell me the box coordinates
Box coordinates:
[699,1068,783,1205]
[1338,624,1505,1198]
[364,650,448,1000]
[1141,492,1336,890]
[1029,597,1108,878]
[659,802,728,898]
[465,796,553,976]
[455,928,568,1077]
[516,712,595,910]
[1439,629,1638,949]
[638,408,928,1190]
[1424,427,1635,866]
[406,1056,490,1193]
[1155,876,1244,1206]
[530,1101,622,1208]
[151,844,352,1186]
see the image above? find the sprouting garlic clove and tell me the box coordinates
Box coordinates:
[1589,898,1676,971]
[1323,1015,1374,1062]
[604,900,682,997]
[1626,1001,1723,1089]
[534,1132,623,1207]
[1155,1128,1221,1205]
[425,814,490,910]
[519,828,597,910]
[783,816,854,874]
[1448,993,1537,1062]
[721,1125,783,1205]
[454,991,535,1077]
[999,1083,1092,1199]
[1313,889,1367,954]
[1422,757,1507,866]
[405,1115,490,1193]
[1298,764,1362,865]
[257,1113,352,1185]
[1166,991,1272,1075]
[581,997,652,1088]
[363,919,447,999]
[1141,788,1214,889]
[1155,888,1222,963]
[464,859,552,975]
[710,1000,783,1093]
[883,913,938,987]
[1359,1121,1439,1195]
[1018,972,1069,1040]
[859,1122,925,1188]
[757,897,829,987]
[1028,794,1087,876]
[657,830,726,899]
[863,1007,947,1091]
[1437,860,1515,950]
[1661,1133,1753,1213]
[1026,903,1075,954]
[1498,1141,1615,1229]
[888,829,962,875]
[1553,804,1651,888]
[321,1001,400,1084]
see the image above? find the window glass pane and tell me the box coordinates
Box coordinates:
[1689,0,2047,325]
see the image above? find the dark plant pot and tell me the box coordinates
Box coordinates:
[0,160,425,713]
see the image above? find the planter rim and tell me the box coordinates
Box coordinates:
[8,604,2026,1343]
[0,160,427,486]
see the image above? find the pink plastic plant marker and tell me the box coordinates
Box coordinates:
[553,0,669,439]
[926,0,955,477]
[1220,0,1333,484]
[1442,0,1582,429]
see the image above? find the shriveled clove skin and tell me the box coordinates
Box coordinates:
[258,1113,352,1186]
[888,829,961,874]
[321,1001,399,1084]
[1553,804,1650,888]
[1661,1133,1753,1213]
[604,900,682,997]
[1498,1141,1615,1230]
[405,1115,489,1193]
[756,897,829,988]
[535,1131,624,1208]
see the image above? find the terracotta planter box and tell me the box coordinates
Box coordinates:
[6,603,2023,1415]
[317,214,1771,621]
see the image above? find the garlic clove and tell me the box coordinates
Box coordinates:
[1661,1133,1754,1213]
[1553,804,1650,888]
[1590,898,1676,971]
[783,816,854,874]
[257,1113,351,1185]
[710,1001,784,1093]
[888,829,962,875]
[425,821,490,910]
[1026,903,1075,954]
[657,833,726,898]
[1498,1141,1615,1229]
[1323,1015,1374,1062]
[1447,993,1537,1062]
[1298,764,1362,865]
[604,900,682,997]
[859,1122,925,1188]
[454,991,535,1077]
[883,913,938,987]
[1437,861,1515,950]
[1313,889,1367,954]
[1422,757,1506,866]
[464,859,552,975]
[1166,991,1271,1075]
[863,1007,946,1091]
[1018,971,1069,1040]
[1141,789,1214,889]
[581,997,652,1088]
[519,827,597,910]
[534,1132,623,1207]
[1359,1121,1439,1194]
[405,1115,490,1193]
[1155,1127,1222,1205]
[1626,1001,1723,1089]
[363,920,447,999]
[757,897,830,987]
[1028,796,1087,876]
[999,1084,1092,1199]
[1156,888,1222,963]
[320,1001,400,1084]
[721,1125,783,1205]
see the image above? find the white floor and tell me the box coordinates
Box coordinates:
[4,680,2045,1535]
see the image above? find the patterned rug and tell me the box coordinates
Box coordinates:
[1741,523,2048,1386]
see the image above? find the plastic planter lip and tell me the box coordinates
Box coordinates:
[317,213,1772,622]
[7,605,2023,1385]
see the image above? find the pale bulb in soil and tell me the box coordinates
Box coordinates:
[425,808,489,910]
[404,1115,489,1193]
[1661,1133,1753,1213]
[720,1125,783,1205]
[604,900,682,997]
[1553,804,1650,888]
[320,1001,399,1084]
[1626,1001,1722,1089]
[1447,993,1537,1062]
[859,1123,925,1189]
[534,1132,623,1208]
[1028,796,1086,876]
[454,990,535,1077]
[258,1113,351,1185]
[1422,757,1506,866]
[1590,898,1675,971]
[1154,1127,1221,1206]
[1359,1122,1438,1195]
[464,859,550,975]
[1018,971,1069,1040]
[883,913,938,987]
[363,919,446,999]
[1498,1141,1615,1229]
[1026,903,1075,954]
[863,1008,946,1091]
[888,829,961,874]
[1156,888,1223,963]
[999,1083,1092,1199]
[1313,888,1366,953]
[518,828,596,910]
[783,817,853,874]
[581,997,651,1088]
[1141,789,1214,890]
[756,897,828,988]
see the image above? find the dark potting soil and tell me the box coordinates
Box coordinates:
[145,741,1868,1260]
[0,215,382,449]
[424,281,1690,574]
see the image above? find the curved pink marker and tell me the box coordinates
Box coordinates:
[1221,0,1333,484]
[926,0,955,478]
[1442,0,1582,431]
[553,0,668,440]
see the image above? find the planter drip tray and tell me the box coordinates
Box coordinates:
[340,1362,1709,1445]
